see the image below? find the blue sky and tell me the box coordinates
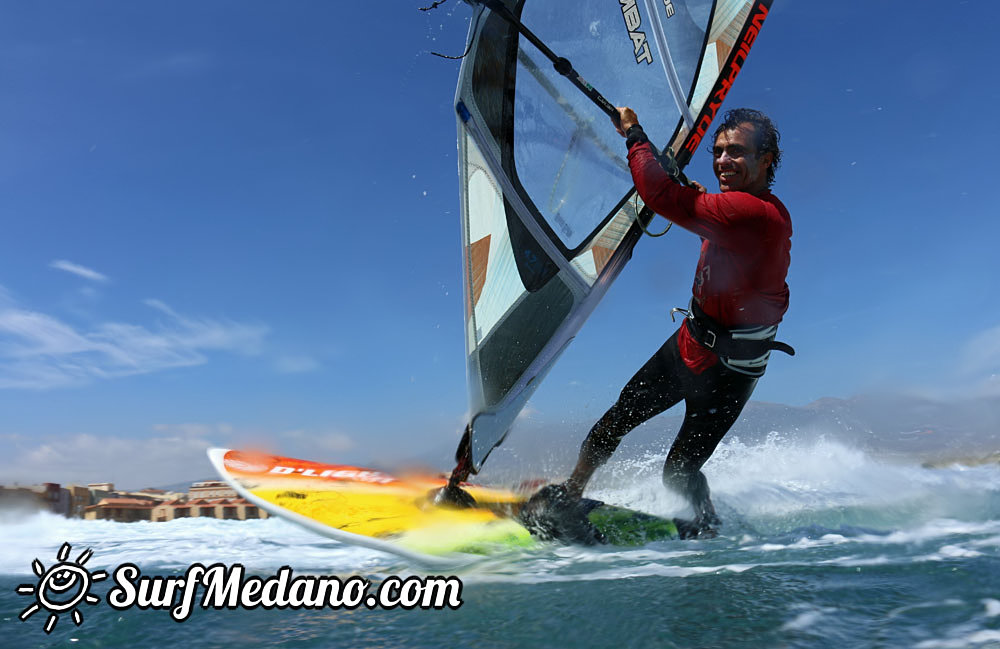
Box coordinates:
[1,1,996,488]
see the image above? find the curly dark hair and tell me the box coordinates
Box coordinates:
[709,108,782,187]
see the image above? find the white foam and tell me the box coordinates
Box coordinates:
[780,606,837,632]
[912,544,985,563]
[459,560,759,585]
[969,535,1000,550]
[0,512,396,576]
[861,520,1000,546]
[885,599,965,621]
[746,534,850,553]
[937,544,984,559]
[584,435,1000,532]
[915,630,1000,649]
[818,554,891,567]
[569,547,705,563]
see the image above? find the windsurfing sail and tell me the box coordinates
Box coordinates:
[455,0,774,470]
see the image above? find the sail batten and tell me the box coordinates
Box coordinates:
[642,0,698,129]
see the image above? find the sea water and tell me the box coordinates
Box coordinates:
[2,436,998,649]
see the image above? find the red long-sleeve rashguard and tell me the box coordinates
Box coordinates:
[628,140,792,373]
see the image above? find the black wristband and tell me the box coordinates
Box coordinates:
[625,124,648,148]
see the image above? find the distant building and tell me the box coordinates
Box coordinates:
[151,499,191,522]
[0,486,49,513]
[188,481,237,500]
[36,483,71,516]
[65,485,92,518]
[187,498,215,518]
[82,497,155,522]
[87,484,113,505]
[0,479,264,523]
[113,489,183,503]
[152,498,265,522]
[1,483,102,517]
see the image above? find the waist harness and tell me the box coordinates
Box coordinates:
[672,300,795,376]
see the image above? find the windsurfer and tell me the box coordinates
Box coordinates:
[532,107,793,540]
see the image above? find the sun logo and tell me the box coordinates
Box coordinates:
[16,542,107,634]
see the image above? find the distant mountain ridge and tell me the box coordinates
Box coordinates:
[170,393,1000,490]
[476,392,1000,476]
[783,393,999,460]
[151,478,215,494]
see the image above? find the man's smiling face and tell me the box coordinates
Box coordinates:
[712,122,773,195]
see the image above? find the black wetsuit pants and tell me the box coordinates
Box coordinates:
[575,326,758,521]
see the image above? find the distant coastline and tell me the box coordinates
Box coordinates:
[921,451,1000,469]
[0,480,267,522]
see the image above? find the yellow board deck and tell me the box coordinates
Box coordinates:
[208,448,536,565]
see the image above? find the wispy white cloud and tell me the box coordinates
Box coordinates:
[516,405,539,421]
[906,323,1000,399]
[0,432,219,489]
[959,325,1000,396]
[958,324,1000,378]
[49,259,109,283]
[0,425,360,489]
[0,296,268,389]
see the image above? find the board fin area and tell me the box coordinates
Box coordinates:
[518,484,680,545]
[517,484,608,545]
